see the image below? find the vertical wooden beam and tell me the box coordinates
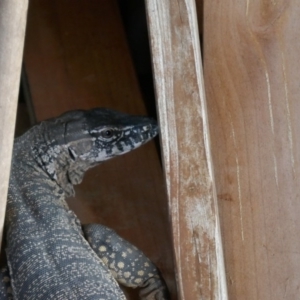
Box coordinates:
[204,1,300,299]
[0,0,28,248]
[146,1,228,299]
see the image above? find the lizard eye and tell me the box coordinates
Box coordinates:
[90,127,119,141]
[101,130,113,138]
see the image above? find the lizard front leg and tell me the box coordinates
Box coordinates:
[82,224,170,300]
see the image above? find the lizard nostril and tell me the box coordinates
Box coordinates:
[142,125,151,131]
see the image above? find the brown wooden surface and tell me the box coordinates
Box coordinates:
[146,1,228,299]
[0,0,28,249]
[204,1,300,299]
[23,1,176,298]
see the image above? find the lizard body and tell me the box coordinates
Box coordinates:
[0,108,169,299]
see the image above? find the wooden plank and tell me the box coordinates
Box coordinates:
[23,0,177,298]
[0,0,28,249]
[204,1,300,299]
[146,1,228,299]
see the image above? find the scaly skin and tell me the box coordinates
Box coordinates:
[0,108,169,300]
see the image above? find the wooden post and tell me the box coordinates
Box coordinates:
[0,0,28,248]
[204,1,300,299]
[146,0,228,299]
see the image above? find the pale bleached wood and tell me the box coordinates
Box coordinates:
[204,1,300,299]
[146,1,228,299]
[0,0,28,249]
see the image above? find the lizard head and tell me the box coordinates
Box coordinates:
[35,108,158,195]
[63,107,158,162]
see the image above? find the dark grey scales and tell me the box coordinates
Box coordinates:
[0,108,170,299]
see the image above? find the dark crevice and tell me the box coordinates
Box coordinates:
[117,0,156,119]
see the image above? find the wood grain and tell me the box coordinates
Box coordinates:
[146,1,228,299]
[23,1,176,298]
[0,0,28,249]
[204,1,300,299]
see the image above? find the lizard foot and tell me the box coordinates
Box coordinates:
[139,276,170,300]
[83,224,171,299]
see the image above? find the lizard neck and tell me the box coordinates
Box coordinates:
[14,124,76,198]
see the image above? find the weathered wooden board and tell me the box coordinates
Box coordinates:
[23,0,176,298]
[204,1,300,299]
[0,0,28,249]
[146,0,228,299]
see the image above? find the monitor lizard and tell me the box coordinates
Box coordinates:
[0,108,169,299]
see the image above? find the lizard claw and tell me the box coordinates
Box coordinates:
[139,276,170,300]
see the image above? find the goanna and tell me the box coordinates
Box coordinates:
[0,108,169,300]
